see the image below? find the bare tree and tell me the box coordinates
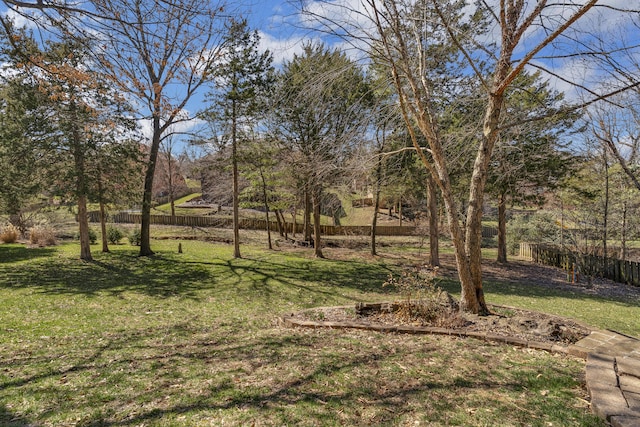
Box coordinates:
[158,135,187,219]
[589,91,640,193]
[300,0,640,313]
[83,0,229,256]
[1,0,231,256]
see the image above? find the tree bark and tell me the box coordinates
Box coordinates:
[312,189,324,258]
[292,207,297,238]
[621,201,627,260]
[99,198,109,253]
[72,121,92,261]
[463,90,505,315]
[260,170,273,250]
[77,195,92,261]
[139,114,161,257]
[232,100,241,259]
[274,209,284,237]
[427,176,439,267]
[497,191,507,264]
[304,189,312,243]
[602,149,609,272]
[279,210,288,239]
[371,186,380,256]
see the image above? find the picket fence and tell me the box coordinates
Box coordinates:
[519,243,640,287]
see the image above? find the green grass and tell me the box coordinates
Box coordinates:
[0,238,614,426]
[153,193,207,216]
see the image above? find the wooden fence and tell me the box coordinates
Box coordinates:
[519,243,640,287]
[87,211,499,238]
[88,212,419,236]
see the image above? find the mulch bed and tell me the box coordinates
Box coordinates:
[286,256,640,347]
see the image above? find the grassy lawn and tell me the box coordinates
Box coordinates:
[0,237,616,426]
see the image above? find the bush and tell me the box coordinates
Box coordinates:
[383,267,460,326]
[506,212,560,255]
[74,228,97,244]
[128,229,141,246]
[89,228,97,244]
[29,225,57,247]
[107,227,124,244]
[0,223,19,243]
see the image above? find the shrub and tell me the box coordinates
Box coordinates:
[74,228,97,244]
[0,223,19,243]
[89,228,97,244]
[506,212,560,255]
[29,225,57,247]
[107,227,124,244]
[128,229,141,246]
[383,267,460,326]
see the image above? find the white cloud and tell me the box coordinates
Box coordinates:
[137,110,206,146]
[2,7,42,29]
[258,30,309,66]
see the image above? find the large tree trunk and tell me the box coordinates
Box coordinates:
[426,176,439,267]
[497,191,507,264]
[312,189,324,258]
[261,171,273,250]
[73,124,92,261]
[371,186,380,256]
[231,102,241,259]
[371,154,383,256]
[602,149,609,272]
[621,201,628,260]
[77,194,92,261]
[99,198,109,253]
[304,189,312,243]
[463,91,505,315]
[274,209,284,237]
[139,115,161,257]
[291,207,297,238]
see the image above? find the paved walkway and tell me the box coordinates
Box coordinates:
[570,330,640,427]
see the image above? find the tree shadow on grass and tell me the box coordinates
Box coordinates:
[0,248,396,305]
[0,244,56,263]
[0,405,32,427]
[0,324,600,426]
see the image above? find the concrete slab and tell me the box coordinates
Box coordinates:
[623,391,640,411]
[610,415,640,427]
[619,376,640,395]
[618,356,640,378]
[589,379,630,422]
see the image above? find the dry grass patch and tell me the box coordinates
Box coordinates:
[0,223,19,243]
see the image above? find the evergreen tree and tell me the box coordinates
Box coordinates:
[201,18,274,259]
[271,42,371,257]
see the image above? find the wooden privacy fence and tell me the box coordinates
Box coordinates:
[88,212,419,236]
[520,243,640,287]
[87,211,499,238]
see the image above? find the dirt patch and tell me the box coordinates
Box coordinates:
[293,302,591,345]
[288,253,640,346]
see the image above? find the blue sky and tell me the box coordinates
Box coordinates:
[242,0,311,67]
[0,0,320,153]
[2,1,639,151]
